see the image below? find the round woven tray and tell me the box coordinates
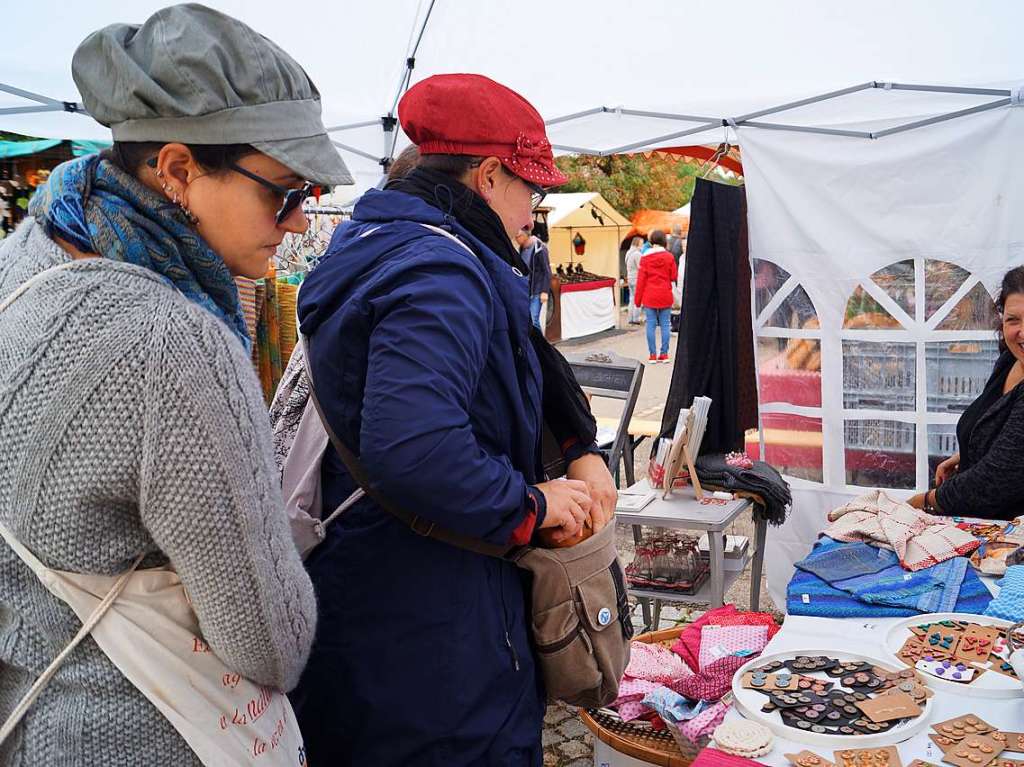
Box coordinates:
[578,627,701,767]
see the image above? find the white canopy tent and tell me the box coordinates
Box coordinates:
[4,0,1024,607]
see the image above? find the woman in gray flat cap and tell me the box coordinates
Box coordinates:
[0,4,350,764]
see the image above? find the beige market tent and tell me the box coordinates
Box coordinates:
[542,193,631,280]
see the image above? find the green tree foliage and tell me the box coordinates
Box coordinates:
[554,152,741,218]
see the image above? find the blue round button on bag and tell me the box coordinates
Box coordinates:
[597,607,612,626]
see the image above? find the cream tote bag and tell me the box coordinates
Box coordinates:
[0,263,307,766]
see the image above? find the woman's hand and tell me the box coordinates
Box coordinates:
[935,452,960,487]
[536,478,592,543]
[566,453,617,533]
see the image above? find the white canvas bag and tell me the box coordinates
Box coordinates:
[0,263,307,766]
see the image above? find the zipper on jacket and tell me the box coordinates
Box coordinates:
[497,563,520,671]
[504,631,521,671]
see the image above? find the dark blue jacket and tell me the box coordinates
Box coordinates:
[291,188,547,766]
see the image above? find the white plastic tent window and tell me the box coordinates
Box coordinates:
[753,259,824,483]
[841,258,999,490]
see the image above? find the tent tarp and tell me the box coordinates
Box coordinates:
[0,139,61,159]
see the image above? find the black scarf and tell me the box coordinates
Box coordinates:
[387,168,597,459]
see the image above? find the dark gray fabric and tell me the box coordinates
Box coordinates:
[695,453,792,526]
[523,239,552,298]
[936,351,1024,519]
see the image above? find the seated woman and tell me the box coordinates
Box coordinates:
[909,266,1024,519]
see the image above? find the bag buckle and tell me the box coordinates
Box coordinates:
[410,516,436,537]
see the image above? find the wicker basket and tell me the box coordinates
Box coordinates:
[578,627,702,767]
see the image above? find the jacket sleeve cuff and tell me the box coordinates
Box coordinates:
[508,487,547,545]
[563,438,604,465]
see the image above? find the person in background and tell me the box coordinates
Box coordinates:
[909,266,1024,519]
[516,225,552,330]
[634,228,677,363]
[0,5,335,763]
[624,236,644,324]
[667,222,685,265]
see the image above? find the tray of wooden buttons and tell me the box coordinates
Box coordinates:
[927,715,1024,767]
[731,650,934,748]
[883,613,1022,698]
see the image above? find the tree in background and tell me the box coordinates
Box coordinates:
[554,152,740,218]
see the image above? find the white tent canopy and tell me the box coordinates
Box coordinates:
[2,0,1022,197]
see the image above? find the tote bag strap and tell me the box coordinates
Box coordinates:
[0,522,144,746]
[299,334,512,560]
[0,260,80,314]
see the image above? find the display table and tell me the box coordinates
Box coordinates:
[722,614,1024,766]
[559,277,617,339]
[618,481,767,630]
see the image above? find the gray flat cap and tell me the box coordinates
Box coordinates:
[72,3,352,186]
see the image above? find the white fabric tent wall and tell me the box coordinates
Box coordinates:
[737,106,1024,607]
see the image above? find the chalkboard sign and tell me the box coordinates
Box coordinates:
[568,363,636,394]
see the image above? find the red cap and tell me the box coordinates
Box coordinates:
[398,73,567,187]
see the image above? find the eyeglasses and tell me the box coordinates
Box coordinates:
[523,178,547,211]
[145,157,323,225]
[228,164,323,225]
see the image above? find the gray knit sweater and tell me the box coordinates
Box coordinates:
[0,220,317,766]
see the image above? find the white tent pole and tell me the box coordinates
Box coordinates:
[325,119,381,132]
[0,105,66,116]
[0,82,62,106]
[546,106,607,126]
[871,98,1012,138]
[331,140,380,164]
[881,83,1012,97]
[601,122,721,155]
[737,122,873,139]
[732,82,877,123]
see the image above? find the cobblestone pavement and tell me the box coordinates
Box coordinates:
[542,318,781,766]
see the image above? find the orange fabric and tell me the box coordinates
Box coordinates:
[627,209,690,240]
[653,145,744,175]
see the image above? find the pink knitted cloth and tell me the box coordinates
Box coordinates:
[697,625,769,672]
[825,490,980,571]
[677,700,731,743]
[625,641,693,683]
[671,605,780,671]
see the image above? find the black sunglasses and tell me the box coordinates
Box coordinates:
[146,157,323,225]
[229,164,323,225]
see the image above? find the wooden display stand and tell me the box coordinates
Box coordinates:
[661,408,706,501]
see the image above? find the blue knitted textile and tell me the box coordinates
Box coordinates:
[984,565,1024,622]
[788,538,991,617]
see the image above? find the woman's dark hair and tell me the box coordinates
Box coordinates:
[416,153,483,178]
[648,229,667,247]
[104,141,256,176]
[386,144,421,181]
[995,266,1024,351]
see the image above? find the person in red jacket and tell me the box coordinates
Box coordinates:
[634,229,678,362]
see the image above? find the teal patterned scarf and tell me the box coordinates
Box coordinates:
[29,154,250,350]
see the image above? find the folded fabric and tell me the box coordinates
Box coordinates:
[617,699,652,722]
[984,565,1024,622]
[669,654,748,702]
[625,641,693,683]
[795,541,897,581]
[695,453,792,526]
[691,746,769,767]
[642,686,708,724]
[613,677,661,705]
[788,539,992,618]
[678,699,731,743]
[698,625,769,671]
[796,537,968,613]
[671,605,780,672]
[835,556,967,614]
[825,490,980,570]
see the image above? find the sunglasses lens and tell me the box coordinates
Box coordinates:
[277,189,306,224]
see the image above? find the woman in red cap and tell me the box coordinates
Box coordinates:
[291,74,622,765]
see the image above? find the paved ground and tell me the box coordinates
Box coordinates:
[541,313,779,767]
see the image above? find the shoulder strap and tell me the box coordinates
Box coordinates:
[0,260,80,314]
[299,335,512,559]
